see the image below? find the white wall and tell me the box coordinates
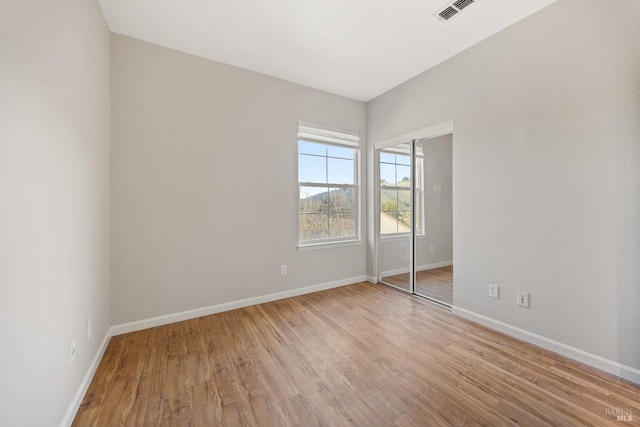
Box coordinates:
[111,34,367,325]
[0,0,111,425]
[368,0,640,375]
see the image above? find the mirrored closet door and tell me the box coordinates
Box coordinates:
[376,132,453,307]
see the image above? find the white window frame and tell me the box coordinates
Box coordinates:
[297,122,361,250]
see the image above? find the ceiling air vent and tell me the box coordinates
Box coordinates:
[433,0,480,22]
[438,6,459,21]
[453,0,474,11]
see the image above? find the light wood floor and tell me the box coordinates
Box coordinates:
[74,282,640,426]
[382,265,453,305]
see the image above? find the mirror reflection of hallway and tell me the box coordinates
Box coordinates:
[377,133,453,307]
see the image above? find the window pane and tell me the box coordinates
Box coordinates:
[298,140,326,156]
[380,151,395,164]
[300,186,328,213]
[328,158,354,184]
[380,188,398,213]
[397,189,411,211]
[299,213,329,241]
[378,143,423,236]
[380,212,398,235]
[327,145,354,160]
[396,153,411,166]
[299,154,326,183]
[396,165,411,185]
[380,163,396,186]
[398,210,411,232]
[328,188,354,213]
[329,212,355,238]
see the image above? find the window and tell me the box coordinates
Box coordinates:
[298,123,360,246]
[379,146,424,236]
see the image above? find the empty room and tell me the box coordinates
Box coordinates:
[2,0,640,425]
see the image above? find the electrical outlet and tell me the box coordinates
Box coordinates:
[489,284,499,299]
[517,291,530,308]
[429,246,434,253]
[88,318,92,339]
[69,341,76,367]
[280,265,287,276]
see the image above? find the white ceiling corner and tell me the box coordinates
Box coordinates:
[99,0,558,102]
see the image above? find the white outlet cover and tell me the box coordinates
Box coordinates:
[517,291,530,308]
[489,284,499,299]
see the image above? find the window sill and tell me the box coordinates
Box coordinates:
[380,234,427,242]
[298,239,362,252]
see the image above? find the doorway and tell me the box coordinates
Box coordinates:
[375,125,453,307]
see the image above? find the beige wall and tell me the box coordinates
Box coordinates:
[0,0,111,425]
[111,34,367,325]
[368,0,640,374]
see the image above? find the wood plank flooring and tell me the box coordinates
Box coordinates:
[73,282,640,426]
[382,266,453,305]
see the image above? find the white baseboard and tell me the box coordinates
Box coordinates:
[367,275,377,283]
[380,260,453,278]
[111,275,367,336]
[59,328,112,427]
[379,267,409,277]
[416,260,453,272]
[452,306,640,386]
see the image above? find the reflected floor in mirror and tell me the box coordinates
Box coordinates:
[381,265,453,306]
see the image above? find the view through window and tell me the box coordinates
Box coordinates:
[298,140,358,244]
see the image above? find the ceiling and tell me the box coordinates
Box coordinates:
[99,0,557,102]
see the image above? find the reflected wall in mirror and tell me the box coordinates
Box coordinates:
[414,134,453,306]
